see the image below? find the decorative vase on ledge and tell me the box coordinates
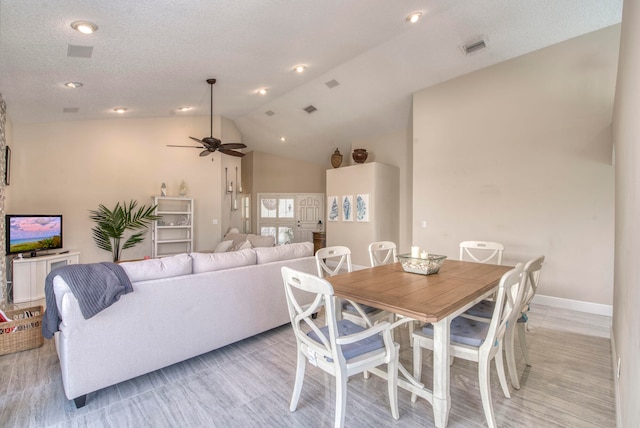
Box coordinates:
[331,148,343,168]
[352,148,368,164]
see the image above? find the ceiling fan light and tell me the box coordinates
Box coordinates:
[113,107,127,114]
[177,106,192,112]
[71,21,98,34]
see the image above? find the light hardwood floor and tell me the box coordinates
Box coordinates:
[0,304,615,427]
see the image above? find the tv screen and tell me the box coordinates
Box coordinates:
[5,215,63,256]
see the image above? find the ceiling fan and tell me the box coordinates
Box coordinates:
[167,78,247,157]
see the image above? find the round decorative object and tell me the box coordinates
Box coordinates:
[330,148,343,168]
[352,148,368,164]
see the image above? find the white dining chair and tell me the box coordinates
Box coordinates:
[464,255,545,389]
[368,241,397,267]
[316,246,391,328]
[281,266,399,428]
[412,263,524,428]
[459,241,504,265]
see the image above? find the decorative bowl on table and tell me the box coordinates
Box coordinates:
[397,254,447,275]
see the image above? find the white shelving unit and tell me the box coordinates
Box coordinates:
[151,196,194,257]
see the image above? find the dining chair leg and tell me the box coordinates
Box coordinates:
[505,323,520,390]
[290,350,307,411]
[335,372,348,428]
[388,344,400,420]
[411,338,423,403]
[494,345,511,399]
[518,322,532,366]
[478,354,498,428]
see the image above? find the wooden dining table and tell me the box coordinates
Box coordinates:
[325,259,512,428]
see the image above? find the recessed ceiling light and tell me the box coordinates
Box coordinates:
[257,88,268,95]
[177,107,192,112]
[113,107,127,114]
[71,21,98,34]
[293,65,306,73]
[64,82,83,88]
[406,12,422,24]
[280,137,286,142]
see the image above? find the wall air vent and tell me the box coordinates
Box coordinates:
[462,39,487,55]
[303,105,317,114]
[67,44,93,58]
[63,107,79,113]
[325,79,340,89]
[265,110,275,116]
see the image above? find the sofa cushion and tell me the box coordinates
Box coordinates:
[247,234,276,248]
[223,232,248,247]
[190,248,257,273]
[229,239,252,252]
[254,242,314,264]
[119,253,192,282]
[214,240,233,253]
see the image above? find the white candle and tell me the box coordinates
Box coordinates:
[420,251,428,259]
[411,246,420,258]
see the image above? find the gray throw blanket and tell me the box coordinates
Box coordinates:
[42,263,133,339]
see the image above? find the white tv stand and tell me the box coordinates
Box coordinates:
[9,251,80,303]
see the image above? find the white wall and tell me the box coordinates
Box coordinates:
[612,1,640,426]
[412,25,619,306]
[7,115,237,263]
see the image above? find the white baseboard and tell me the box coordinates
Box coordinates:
[532,294,612,317]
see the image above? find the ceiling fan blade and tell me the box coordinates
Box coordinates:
[189,136,204,144]
[167,145,205,148]
[199,150,213,157]
[219,143,247,150]
[219,149,245,157]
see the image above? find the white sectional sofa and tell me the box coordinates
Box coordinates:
[51,242,317,407]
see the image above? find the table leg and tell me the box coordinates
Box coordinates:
[432,317,451,428]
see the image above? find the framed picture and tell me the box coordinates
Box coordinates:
[4,146,10,186]
[327,196,339,221]
[342,195,353,221]
[356,194,369,222]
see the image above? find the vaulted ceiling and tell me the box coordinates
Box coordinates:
[0,1,622,164]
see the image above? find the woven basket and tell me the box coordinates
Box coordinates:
[0,306,44,355]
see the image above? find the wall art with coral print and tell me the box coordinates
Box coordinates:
[327,196,339,221]
[356,194,369,222]
[341,195,353,221]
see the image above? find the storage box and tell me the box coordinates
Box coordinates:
[0,306,44,355]
[398,254,447,275]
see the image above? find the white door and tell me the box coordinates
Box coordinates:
[295,194,324,242]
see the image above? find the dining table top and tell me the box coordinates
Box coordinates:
[324,260,512,323]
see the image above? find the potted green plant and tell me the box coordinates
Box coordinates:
[89,200,160,262]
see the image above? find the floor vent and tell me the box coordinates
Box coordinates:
[303,105,317,114]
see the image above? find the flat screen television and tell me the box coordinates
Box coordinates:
[5,214,63,256]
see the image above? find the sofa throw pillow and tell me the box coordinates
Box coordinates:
[119,253,193,282]
[229,239,252,252]
[255,242,314,264]
[247,234,276,248]
[190,248,257,273]
[214,240,233,253]
[223,232,248,246]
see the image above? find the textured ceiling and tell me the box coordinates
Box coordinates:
[0,0,623,163]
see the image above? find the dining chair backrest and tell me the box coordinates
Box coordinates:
[520,255,545,313]
[481,263,524,354]
[368,241,397,267]
[316,246,353,278]
[459,241,504,265]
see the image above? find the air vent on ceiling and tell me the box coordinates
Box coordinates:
[67,44,94,58]
[325,79,340,89]
[462,38,487,55]
[303,105,317,114]
[265,110,275,116]
[63,107,79,113]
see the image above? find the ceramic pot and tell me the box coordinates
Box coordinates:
[331,148,343,168]
[352,148,368,164]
